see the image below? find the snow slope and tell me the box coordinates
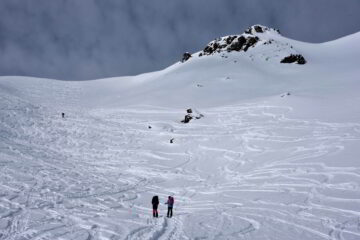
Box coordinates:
[1,26,360,239]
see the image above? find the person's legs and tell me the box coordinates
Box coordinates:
[167,207,170,217]
[153,205,158,217]
[169,207,173,217]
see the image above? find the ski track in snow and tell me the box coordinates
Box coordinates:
[1,89,360,240]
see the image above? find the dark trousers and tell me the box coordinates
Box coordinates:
[167,207,173,218]
[152,205,158,217]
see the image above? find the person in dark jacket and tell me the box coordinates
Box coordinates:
[165,196,174,218]
[152,195,159,217]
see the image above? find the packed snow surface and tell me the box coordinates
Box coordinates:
[1,27,360,239]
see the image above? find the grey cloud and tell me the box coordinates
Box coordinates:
[0,0,359,80]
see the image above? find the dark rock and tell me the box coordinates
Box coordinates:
[170,138,174,144]
[243,36,259,52]
[181,108,204,123]
[244,25,273,35]
[181,52,192,62]
[226,36,237,45]
[148,125,152,129]
[254,25,264,33]
[238,36,246,44]
[203,41,222,55]
[204,45,214,55]
[280,54,306,64]
[213,42,220,51]
[229,36,246,51]
[199,26,284,57]
[181,114,193,123]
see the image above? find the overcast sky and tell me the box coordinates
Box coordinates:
[0,0,359,80]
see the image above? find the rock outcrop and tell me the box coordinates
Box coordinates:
[199,35,260,57]
[181,52,192,62]
[195,25,280,58]
[280,54,306,65]
[181,108,204,123]
[180,24,306,65]
[244,25,280,35]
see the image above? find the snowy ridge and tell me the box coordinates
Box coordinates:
[1,26,360,239]
[183,25,305,65]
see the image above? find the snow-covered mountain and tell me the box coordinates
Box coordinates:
[1,25,360,239]
[184,25,306,65]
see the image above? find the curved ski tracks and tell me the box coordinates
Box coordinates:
[1,90,360,239]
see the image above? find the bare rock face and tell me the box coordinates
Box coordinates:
[228,36,246,51]
[245,25,268,34]
[225,36,237,45]
[254,25,264,33]
[194,25,279,58]
[280,54,306,65]
[203,45,215,55]
[181,25,305,66]
[243,36,259,52]
[181,52,192,62]
[200,34,260,57]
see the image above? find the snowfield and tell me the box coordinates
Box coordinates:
[1,26,360,239]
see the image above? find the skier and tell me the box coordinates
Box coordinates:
[165,196,174,218]
[61,112,65,118]
[152,195,159,218]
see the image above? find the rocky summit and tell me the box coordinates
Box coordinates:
[181,25,306,65]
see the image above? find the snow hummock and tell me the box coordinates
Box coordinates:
[1,26,360,239]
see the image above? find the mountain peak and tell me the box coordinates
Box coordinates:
[244,24,281,35]
[181,25,306,65]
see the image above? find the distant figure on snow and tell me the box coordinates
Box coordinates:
[61,112,65,118]
[165,196,174,218]
[152,195,159,218]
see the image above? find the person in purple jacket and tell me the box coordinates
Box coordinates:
[165,196,174,218]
